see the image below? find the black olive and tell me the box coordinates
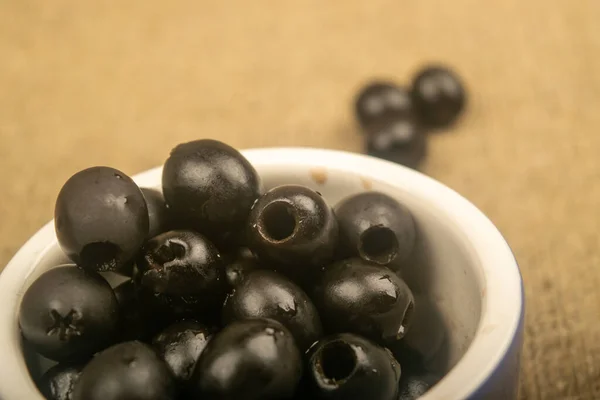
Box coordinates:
[135,230,226,321]
[71,341,176,400]
[365,116,427,170]
[312,258,415,343]
[113,280,162,342]
[400,294,446,365]
[38,363,83,400]
[19,265,119,362]
[334,191,416,272]
[140,187,170,238]
[152,320,213,382]
[162,139,261,245]
[398,372,441,400]
[306,333,401,400]
[222,270,323,350]
[55,167,149,274]
[411,65,466,129]
[246,184,338,281]
[354,82,414,129]
[190,318,302,400]
[224,247,260,287]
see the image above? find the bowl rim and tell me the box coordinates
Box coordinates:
[0,147,523,400]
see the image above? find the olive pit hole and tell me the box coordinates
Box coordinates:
[359,226,399,264]
[260,202,297,242]
[318,341,357,383]
[80,242,120,271]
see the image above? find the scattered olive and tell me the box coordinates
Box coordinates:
[140,187,170,239]
[190,318,302,400]
[246,184,339,281]
[71,341,176,400]
[54,167,149,274]
[222,269,323,350]
[335,191,416,272]
[162,139,261,245]
[152,320,213,382]
[19,265,119,362]
[38,363,83,400]
[411,65,466,129]
[312,258,415,343]
[306,333,401,400]
[354,82,414,129]
[365,116,427,170]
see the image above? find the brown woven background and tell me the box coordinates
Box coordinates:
[1,1,600,398]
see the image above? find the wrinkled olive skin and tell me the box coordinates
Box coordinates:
[246,184,339,281]
[364,116,428,170]
[334,191,416,272]
[55,167,149,273]
[306,333,401,400]
[312,258,415,343]
[354,82,415,129]
[140,187,170,239]
[39,363,83,400]
[222,270,323,350]
[411,66,466,129]
[190,318,302,400]
[137,230,224,296]
[162,139,261,245]
[152,320,213,382]
[135,230,226,322]
[72,341,176,400]
[19,265,119,362]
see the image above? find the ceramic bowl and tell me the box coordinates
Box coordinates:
[0,147,524,399]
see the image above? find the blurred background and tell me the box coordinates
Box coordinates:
[1,1,600,398]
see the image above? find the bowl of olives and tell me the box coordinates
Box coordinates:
[0,140,524,400]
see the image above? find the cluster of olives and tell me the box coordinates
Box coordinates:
[19,139,442,400]
[355,64,467,169]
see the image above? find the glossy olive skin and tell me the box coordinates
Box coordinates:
[39,363,83,400]
[354,82,414,129]
[312,258,415,343]
[224,247,260,287]
[72,341,176,400]
[334,191,416,272]
[19,265,119,362]
[55,167,149,273]
[162,139,261,245]
[222,270,323,350]
[135,230,226,322]
[141,187,170,239]
[137,230,224,296]
[411,66,466,129]
[365,116,427,170]
[152,320,213,382]
[246,184,339,281]
[190,318,302,400]
[306,333,401,400]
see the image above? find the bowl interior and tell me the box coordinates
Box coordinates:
[21,159,483,387]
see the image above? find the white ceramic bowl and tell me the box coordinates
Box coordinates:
[0,148,524,400]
